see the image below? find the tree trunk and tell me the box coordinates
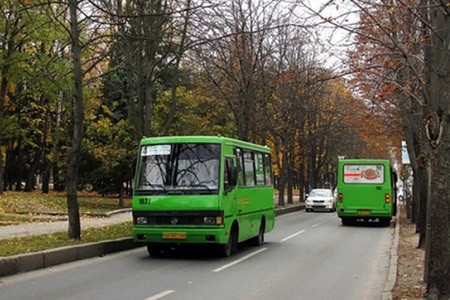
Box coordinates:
[0,77,8,194]
[65,0,84,240]
[25,146,42,192]
[422,1,450,297]
[118,183,124,209]
[41,158,50,194]
[286,163,293,205]
[415,164,428,249]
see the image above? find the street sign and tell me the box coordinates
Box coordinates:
[401,141,410,164]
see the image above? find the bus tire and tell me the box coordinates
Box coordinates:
[147,243,165,257]
[380,217,391,227]
[250,220,265,246]
[342,217,352,226]
[219,224,238,257]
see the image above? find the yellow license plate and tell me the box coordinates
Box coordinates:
[162,232,186,239]
[358,210,371,215]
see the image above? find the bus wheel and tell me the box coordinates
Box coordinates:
[380,217,391,227]
[250,221,265,246]
[342,217,352,226]
[147,243,165,257]
[219,225,238,257]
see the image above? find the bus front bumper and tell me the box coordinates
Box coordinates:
[132,226,229,244]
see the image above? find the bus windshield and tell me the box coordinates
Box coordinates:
[136,143,220,195]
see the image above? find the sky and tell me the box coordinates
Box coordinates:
[294,0,360,70]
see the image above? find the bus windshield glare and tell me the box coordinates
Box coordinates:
[136,143,220,195]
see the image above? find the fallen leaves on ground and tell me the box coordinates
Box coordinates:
[392,205,426,300]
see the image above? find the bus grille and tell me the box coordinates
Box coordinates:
[133,210,223,226]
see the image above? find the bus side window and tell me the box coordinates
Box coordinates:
[243,150,256,187]
[255,152,265,186]
[264,153,273,186]
[236,148,245,186]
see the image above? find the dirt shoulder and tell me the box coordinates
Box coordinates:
[392,205,426,299]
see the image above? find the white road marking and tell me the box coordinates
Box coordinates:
[279,229,306,242]
[312,222,324,228]
[145,290,175,300]
[213,248,267,272]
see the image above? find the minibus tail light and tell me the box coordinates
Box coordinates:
[385,193,390,203]
[338,193,343,203]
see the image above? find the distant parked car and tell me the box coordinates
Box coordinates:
[305,188,336,212]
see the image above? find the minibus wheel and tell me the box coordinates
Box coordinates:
[341,217,353,226]
[147,243,166,257]
[218,224,238,257]
[250,221,265,246]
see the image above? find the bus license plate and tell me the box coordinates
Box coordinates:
[358,209,371,215]
[162,232,186,239]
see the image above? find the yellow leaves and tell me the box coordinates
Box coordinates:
[387,7,395,15]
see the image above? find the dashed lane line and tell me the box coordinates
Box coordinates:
[213,248,268,272]
[279,229,306,243]
[145,290,175,300]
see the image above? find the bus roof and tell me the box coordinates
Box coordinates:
[139,136,271,153]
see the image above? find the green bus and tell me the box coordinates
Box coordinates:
[336,159,397,226]
[132,136,275,257]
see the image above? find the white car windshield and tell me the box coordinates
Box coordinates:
[310,190,332,197]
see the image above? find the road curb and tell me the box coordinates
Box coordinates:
[275,204,303,216]
[0,205,303,278]
[0,238,142,278]
[382,216,400,300]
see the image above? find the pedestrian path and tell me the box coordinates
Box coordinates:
[0,210,132,240]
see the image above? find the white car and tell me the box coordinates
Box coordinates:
[305,189,336,212]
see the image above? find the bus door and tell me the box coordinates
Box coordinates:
[223,156,238,218]
[233,148,256,241]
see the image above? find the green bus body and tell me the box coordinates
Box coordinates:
[336,159,397,226]
[132,136,275,256]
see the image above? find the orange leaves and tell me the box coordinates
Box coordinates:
[377,84,397,102]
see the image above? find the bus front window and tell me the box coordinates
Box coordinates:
[136,143,220,195]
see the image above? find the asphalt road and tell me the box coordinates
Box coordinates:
[0,210,392,300]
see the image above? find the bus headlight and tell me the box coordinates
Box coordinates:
[203,216,223,225]
[136,217,148,225]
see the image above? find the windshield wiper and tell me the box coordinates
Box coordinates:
[190,183,211,190]
[141,180,168,192]
[190,183,216,194]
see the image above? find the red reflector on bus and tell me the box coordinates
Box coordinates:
[385,194,390,203]
[339,193,343,203]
